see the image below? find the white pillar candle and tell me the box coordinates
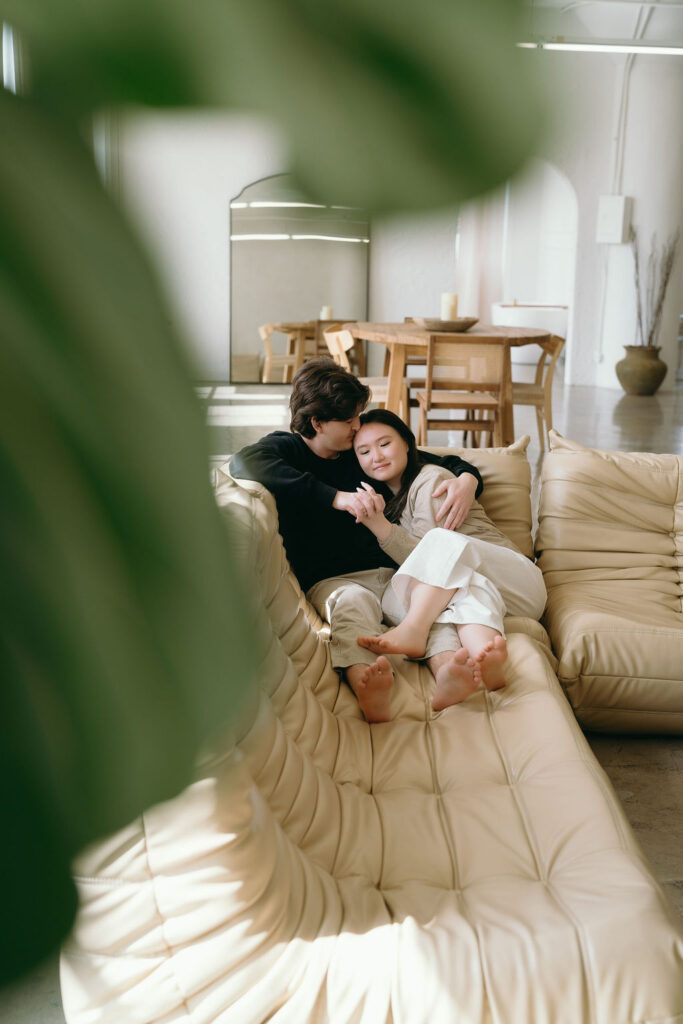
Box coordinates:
[440,292,459,321]
[320,305,333,320]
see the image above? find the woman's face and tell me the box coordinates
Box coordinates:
[353,422,410,493]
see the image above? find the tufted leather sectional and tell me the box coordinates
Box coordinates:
[60,436,683,1023]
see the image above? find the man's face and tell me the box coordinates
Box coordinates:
[311,411,362,455]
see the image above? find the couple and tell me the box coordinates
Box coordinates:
[231,358,546,722]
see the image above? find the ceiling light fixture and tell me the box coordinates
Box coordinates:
[248,201,327,209]
[291,234,370,243]
[517,39,683,54]
[229,234,290,241]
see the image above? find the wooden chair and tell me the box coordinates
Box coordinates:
[323,328,409,420]
[415,338,507,447]
[511,335,564,451]
[317,321,365,374]
[259,323,298,383]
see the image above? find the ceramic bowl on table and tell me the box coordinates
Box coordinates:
[412,317,479,332]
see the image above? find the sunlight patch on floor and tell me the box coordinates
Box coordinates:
[206,405,288,426]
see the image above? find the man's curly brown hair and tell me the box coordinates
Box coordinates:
[289,358,371,438]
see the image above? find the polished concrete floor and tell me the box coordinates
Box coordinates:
[3,368,681,1023]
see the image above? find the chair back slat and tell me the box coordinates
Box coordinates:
[427,339,505,383]
[323,329,355,371]
[417,337,508,446]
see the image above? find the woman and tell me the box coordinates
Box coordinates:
[348,409,547,705]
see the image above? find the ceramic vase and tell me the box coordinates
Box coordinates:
[615,345,668,396]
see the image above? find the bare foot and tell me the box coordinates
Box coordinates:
[347,656,394,722]
[431,648,478,710]
[357,623,428,659]
[473,635,508,691]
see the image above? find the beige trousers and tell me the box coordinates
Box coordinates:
[307,568,463,670]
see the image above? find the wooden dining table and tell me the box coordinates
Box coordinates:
[346,321,552,445]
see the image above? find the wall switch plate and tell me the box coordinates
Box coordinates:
[596,195,633,244]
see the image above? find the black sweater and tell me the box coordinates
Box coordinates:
[230,431,483,592]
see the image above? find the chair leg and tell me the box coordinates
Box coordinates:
[535,407,545,452]
[471,410,489,447]
[399,382,409,424]
[417,409,426,446]
[543,394,553,450]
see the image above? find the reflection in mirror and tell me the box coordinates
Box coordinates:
[229,173,370,383]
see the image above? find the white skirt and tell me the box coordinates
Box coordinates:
[388,528,547,635]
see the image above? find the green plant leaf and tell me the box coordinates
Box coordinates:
[0,0,546,986]
[3,0,544,212]
[0,89,257,982]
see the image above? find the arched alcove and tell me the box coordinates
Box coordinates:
[493,159,579,363]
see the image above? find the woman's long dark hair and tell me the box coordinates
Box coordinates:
[357,409,426,523]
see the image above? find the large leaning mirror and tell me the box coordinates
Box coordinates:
[229,173,370,383]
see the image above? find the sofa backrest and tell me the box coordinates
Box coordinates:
[223,436,534,561]
[423,434,534,558]
[536,431,683,602]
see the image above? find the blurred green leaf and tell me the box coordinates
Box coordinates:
[0,0,546,987]
[3,0,544,212]
[0,89,257,982]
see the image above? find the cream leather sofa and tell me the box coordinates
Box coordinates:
[538,432,683,734]
[60,437,683,1024]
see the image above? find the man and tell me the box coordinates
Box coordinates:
[230,358,483,721]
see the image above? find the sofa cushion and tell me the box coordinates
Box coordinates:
[536,431,683,733]
[60,467,683,1024]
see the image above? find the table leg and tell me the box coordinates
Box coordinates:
[353,339,367,377]
[385,344,407,417]
[500,347,514,445]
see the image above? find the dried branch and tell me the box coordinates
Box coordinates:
[648,229,679,347]
[631,227,679,346]
[631,227,645,346]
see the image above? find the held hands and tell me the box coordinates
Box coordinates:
[332,490,369,519]
[432,472,478,530]
[355,483,392,540]
[334,482,392,540]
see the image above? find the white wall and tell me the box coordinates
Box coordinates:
[503,160,577,308]
[541,52,683,387]
[119,112,286,379]
[613,57,683,379]
[367,208,459,374]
